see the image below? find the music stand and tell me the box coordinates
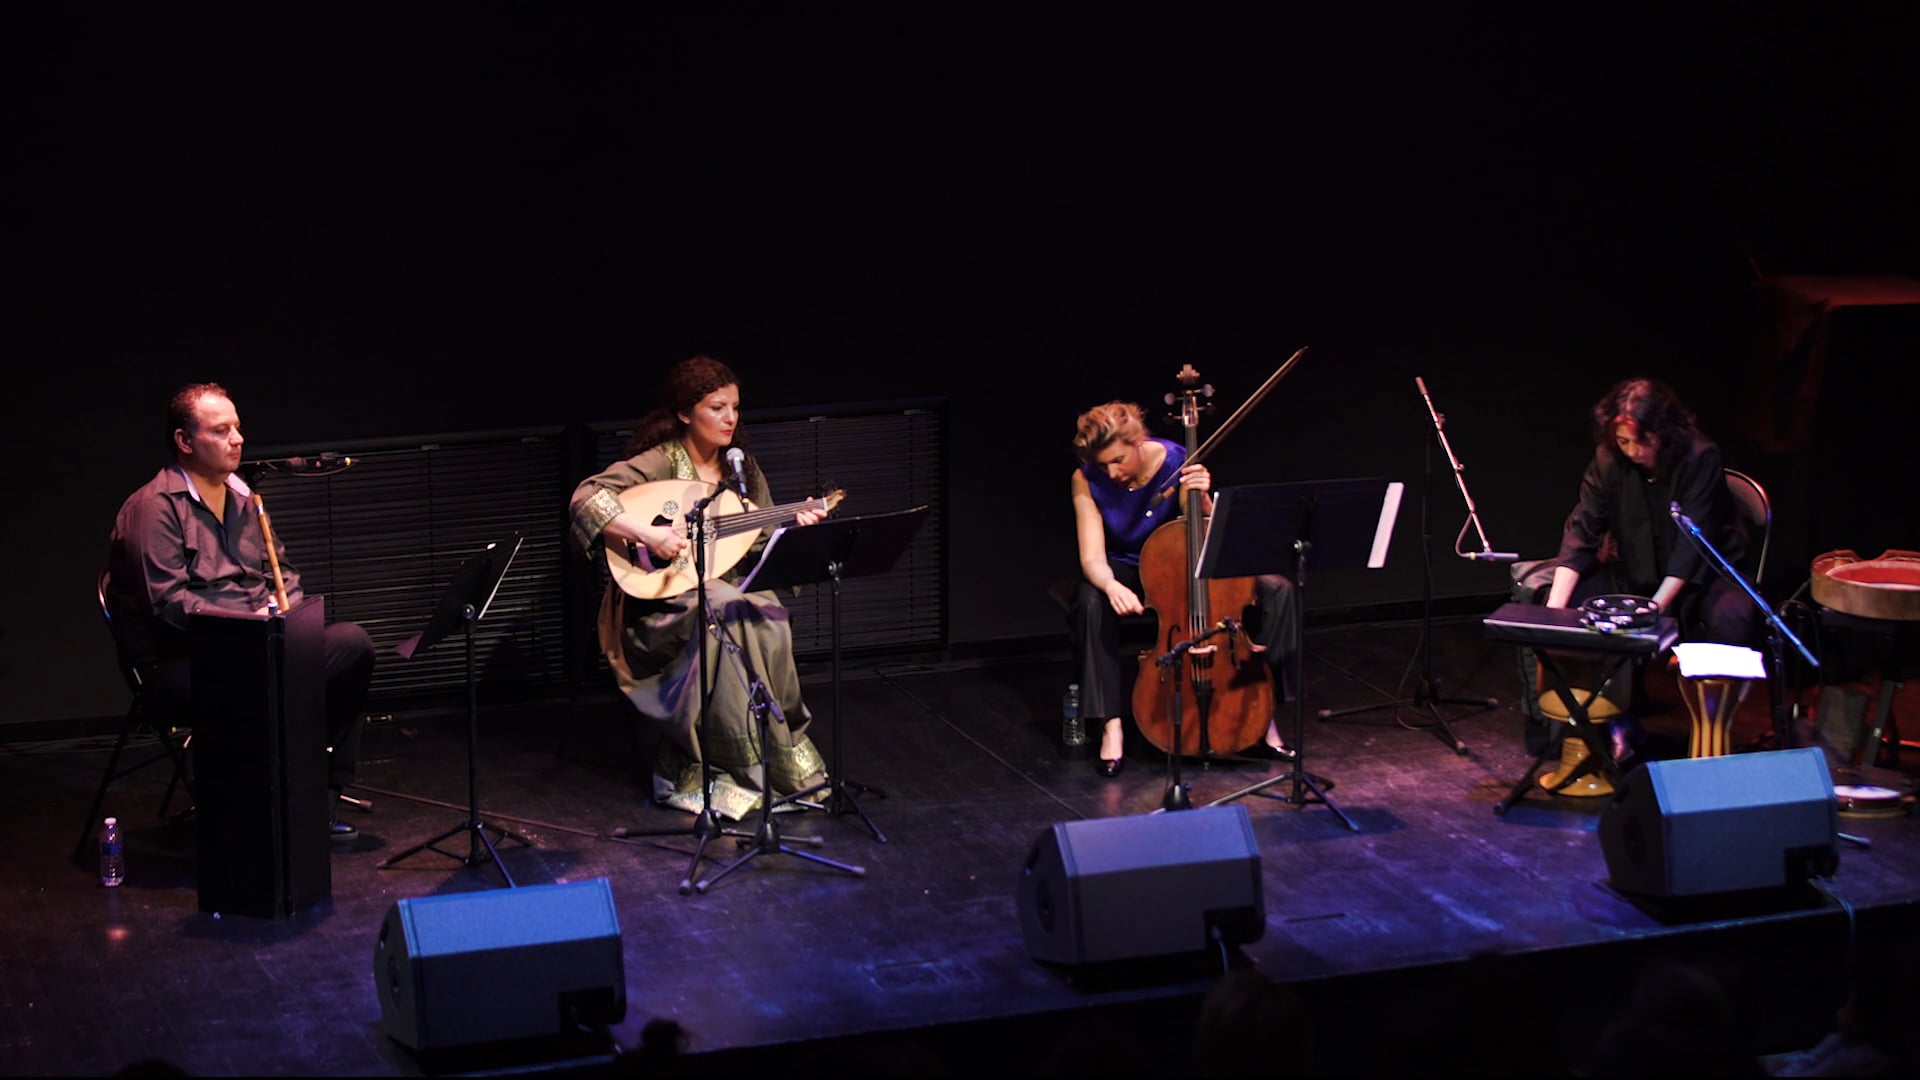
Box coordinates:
[380,534,532,888]
[743,506,928,838]
[1202,479,1403,832]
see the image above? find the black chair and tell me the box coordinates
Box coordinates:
[1721,467,1771,592]
[76,571,195,860]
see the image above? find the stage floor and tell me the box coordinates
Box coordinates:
[6,614,1919,1076]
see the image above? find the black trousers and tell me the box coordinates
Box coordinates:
[144,620,376,791]
[1068,561,1297,722]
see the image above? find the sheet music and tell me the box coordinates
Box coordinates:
[1368,482,1403,569]
[1671,641,1767,680]
[735,526,790,593]
[476,536,523,622]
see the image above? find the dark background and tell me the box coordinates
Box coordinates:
[9,5,1917,727]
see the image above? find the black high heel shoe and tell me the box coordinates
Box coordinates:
[1095,720,1125,778]
[1248,738,1297,762]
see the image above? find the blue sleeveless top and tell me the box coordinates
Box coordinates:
[1081,437,1186,565]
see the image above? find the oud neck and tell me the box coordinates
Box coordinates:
[710,496,821,538]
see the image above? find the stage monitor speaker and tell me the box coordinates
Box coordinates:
[1016,804,1264,966]
[1598,747,1839,898]
[374,878,626,1051]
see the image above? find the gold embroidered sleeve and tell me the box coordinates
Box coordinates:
[571,486,627,556]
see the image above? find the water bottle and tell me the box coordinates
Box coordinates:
[99,817,124,888]
[1061,683,1086,749]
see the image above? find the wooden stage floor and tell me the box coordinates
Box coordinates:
[6,614,1918,1076]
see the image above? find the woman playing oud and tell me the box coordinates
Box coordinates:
[570,355,827,818]
[1069,401,1299,778]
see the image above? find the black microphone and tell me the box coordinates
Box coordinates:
[283,453,354,474]
[243,453,354,476]
[1464,550,1520,562]
[724,447,749,500]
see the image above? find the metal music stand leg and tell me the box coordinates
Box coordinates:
[1208,540,1359,831]
[380,612,531,888]
[1317,434,1490,754]
[781,565,888,841]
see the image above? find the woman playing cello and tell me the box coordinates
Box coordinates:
[1068,401,1298,777]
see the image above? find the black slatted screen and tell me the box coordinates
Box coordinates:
[251,432,570,704]
[589,401,947,658]
[247,401,945,707]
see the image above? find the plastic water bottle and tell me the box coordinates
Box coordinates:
[99,817,124,888]
[1061,683,1086,749]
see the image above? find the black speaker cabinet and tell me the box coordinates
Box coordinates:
[1017,805,1264,965]
[189,597,329,918]
[374,878,627,1051]
[1599,747,1839,898]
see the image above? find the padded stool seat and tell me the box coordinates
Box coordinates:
[1534,655,1631,723]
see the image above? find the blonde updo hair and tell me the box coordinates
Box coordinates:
[1072,401,1148,464]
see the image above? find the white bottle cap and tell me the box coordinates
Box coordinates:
[105,816,117,826]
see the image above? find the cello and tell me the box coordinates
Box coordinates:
[1131,364,1274,760]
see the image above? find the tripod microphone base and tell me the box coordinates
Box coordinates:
[379,818,529,888]
[695,815,866,894]
[1160,782,1193,811]
[1208,767,1357,832]
[1318,688,1491,756]
[782,777,889,843]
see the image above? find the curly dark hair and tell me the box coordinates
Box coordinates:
[1590,377,1699,474]
[167,382,232,457]
[625,355,763,492]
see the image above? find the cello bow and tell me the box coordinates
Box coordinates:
[1144,345,1308,518]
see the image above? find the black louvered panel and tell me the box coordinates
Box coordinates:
[251,436,570,703]
[584,402,947,663]
[748,410,945,656]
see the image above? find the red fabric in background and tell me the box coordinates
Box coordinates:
[1749,275,1920,452]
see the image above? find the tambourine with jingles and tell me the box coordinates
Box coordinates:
[1580,593,1660,634]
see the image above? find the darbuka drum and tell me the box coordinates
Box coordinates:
[1536,665,1624,797]
[1539,727,1616,797]
[1678,675,1755,758]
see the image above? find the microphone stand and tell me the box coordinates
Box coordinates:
[1317,377,1497,753]
[1154,619,1239,813]
[242,453,376,818]
[694,601,862,893]
[610,487,754,893]
[673,488,746,893]
[1669,503,1818,755]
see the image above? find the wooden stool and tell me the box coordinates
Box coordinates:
[1537,673,1624,797]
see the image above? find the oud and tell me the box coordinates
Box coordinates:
[604,479,844,600]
